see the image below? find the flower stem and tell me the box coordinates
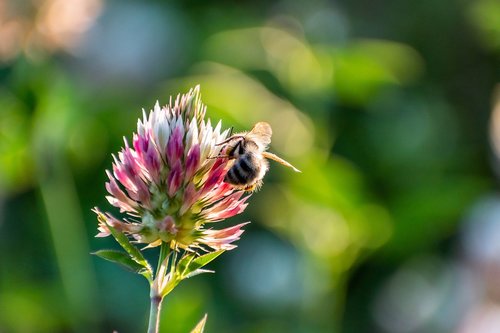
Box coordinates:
[148,242,169,333]
[147,294,163,333]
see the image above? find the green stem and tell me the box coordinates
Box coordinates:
[147,294,164,333]
[148,242,169,333]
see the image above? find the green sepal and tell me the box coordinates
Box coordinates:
[156,241,170,277]
[160,276,181,298]
[190,314,208,333]
[156,250,226,297]
[184,269,215,279]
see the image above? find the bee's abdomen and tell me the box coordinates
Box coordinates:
[225,153,259,185]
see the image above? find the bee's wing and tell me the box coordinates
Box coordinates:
[262,152,301,172]
[246,122,272,148]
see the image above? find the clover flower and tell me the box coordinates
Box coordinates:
[93,86,249,252]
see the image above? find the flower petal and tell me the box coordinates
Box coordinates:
[200,222,249,250]
[167,160,183,197]
[166,123,184,167]
[185,144,200,182]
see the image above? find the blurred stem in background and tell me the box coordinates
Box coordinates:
[37,159,98,331]
[33,72,99,331]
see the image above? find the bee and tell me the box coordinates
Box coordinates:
[216,122,300,191]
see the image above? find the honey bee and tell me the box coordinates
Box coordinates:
[216,122,300,191]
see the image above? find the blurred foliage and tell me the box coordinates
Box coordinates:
[0,0,498,332]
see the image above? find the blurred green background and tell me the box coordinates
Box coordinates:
[0,0,499,332]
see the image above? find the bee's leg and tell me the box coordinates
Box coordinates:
[215,136,245,146]
[243,184,257,192]
[244,180,263,192]
[207,155,225,159]
[206,154,235,159]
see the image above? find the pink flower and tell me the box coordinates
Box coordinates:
[94,86,249,251]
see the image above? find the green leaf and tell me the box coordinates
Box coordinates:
[93,249,146,274]
[97,214,153,281]
[190,314,208,333]
[179,250,225,279]
[107,221,149,267]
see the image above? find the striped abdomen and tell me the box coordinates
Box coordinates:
[225,153,262,186]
